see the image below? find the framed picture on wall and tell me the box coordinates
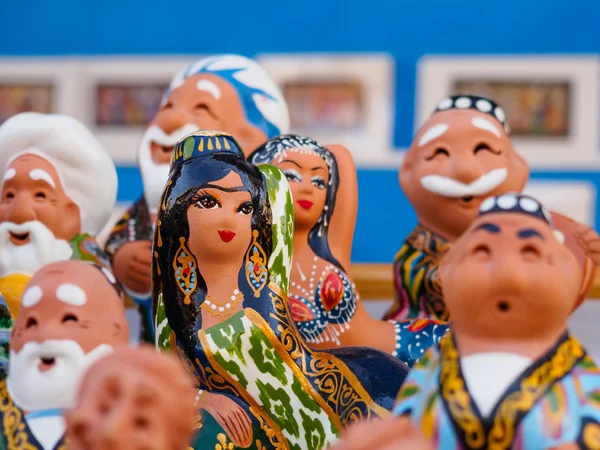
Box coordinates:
[0,58,81,124]
[417,56,600,168]
[256,53,395,165]
[95,83,168,127]
[0,83,54,124]
[77,56,204,164]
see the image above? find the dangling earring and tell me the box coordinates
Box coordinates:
[245,230,268,298]
[173,237,197,305]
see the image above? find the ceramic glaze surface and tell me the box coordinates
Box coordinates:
[66,345,196,450]
[0,112,115,320]
[152,131,408,449]
[0,260,128,450]
[250,135,449,367]
[386,95,598,322]
[392,194,600,450]
[106,55,289,343]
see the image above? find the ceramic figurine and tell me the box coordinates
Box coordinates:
[152,131,408,450]
[390,194,600,449]
[0,112,117,319]
[1,259,129,449]
[105,54,289,343]
[385,95,599,321]
[249,135,448,367]
[66,345,196,450]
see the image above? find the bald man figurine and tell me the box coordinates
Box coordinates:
[66,345,196,450]
[0,260,129,450]
[385,95,599,321]
[388,194,600,449]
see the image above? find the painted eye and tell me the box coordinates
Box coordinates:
[237,202,253,215]
[311,177,326,190]
[62,313,78,323]
[163,102,173,109]
[283,170,302,183]
[3,191,14,200]
[25,317,38,329]
[472,244,491,258]
[196,195,220,209]
[194,103,209,112]
[425,148,449,161]
[521,244,541,260]
[35,191,46,199]
[474,143,501,155]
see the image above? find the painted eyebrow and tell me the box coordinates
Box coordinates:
[202,184,249,193]
[279,159,302,169]
[311,166,327,172]
[29,169,56,189]
[518,228,544,240]
[472,223,501,233]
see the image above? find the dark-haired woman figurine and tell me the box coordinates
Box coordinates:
[153,130,407,450]
[249,136,448,368]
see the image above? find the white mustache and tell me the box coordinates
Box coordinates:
[142,123,201,148]
[420,168,508,198]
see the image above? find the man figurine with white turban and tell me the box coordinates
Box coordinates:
[104,54,289,342]
[1,260,129,449]
[384,95,600,322]
[0,112,117,319]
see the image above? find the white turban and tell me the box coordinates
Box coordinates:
[0,113,117,236]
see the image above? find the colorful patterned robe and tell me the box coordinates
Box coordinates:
[0,381,67,449]
[104,195,154,343]
[393,331,600,449]
[384,225,451,322]
[0,295,11,381]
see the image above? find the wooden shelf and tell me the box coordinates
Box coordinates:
[350,264,600,301]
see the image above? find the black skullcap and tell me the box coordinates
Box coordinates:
[478,193,552,226]
[433,95,510,135]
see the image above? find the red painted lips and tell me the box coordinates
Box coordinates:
[218,230,236,243]
[297,200,313,210]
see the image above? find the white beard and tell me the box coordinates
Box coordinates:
[138,124,200,214]
[7,340,114,412]
[0,221,73,277]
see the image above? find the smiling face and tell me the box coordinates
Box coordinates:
[0,153,81,242]
[401,109,529,241]
[440,212,581,342]
[186,171,254,265]
[139,74,268,213]
[8,260,128,412]
[275,150,329,231]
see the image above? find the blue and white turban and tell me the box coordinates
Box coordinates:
[163,54,289,139]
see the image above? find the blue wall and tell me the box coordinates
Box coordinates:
[2,0,599,262]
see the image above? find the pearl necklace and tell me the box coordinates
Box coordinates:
[201,288,242,321]
[290,256,318,298]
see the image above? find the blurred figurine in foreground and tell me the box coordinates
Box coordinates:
[66,345,196,450]
[0,112,117,319]
[250,135,448,367]
[105,54,289,342]
[386,95,599,321]
[0,260,128,449]
[390,194,600,449]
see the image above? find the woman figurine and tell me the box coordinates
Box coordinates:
[249,135,448,367]
[152,130,407,450]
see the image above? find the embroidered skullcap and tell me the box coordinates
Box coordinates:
[434,95,510,134]
[170,130,244,171]
[478,193,553,226]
